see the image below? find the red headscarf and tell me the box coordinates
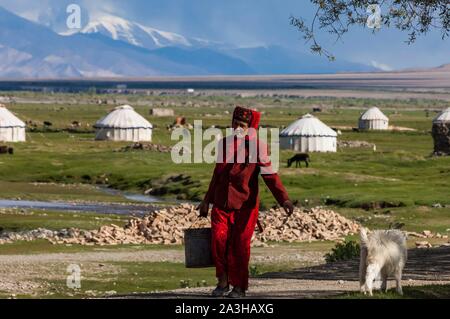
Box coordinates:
[215,106,261,164]
[232,106,261,129]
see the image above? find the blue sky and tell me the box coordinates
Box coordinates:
[0,0,449,70]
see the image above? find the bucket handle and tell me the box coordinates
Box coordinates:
[188,215,204,229]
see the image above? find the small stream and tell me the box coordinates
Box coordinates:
[0,188,181,216]
[99,187,164,204]
[0,199,157,216]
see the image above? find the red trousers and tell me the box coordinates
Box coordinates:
[211,205,259,291]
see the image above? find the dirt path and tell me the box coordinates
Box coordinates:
[0,245,324,296]
[121,246,450,298]
[0,250,183,264]
[131,278,450,299]
[1,246,449,298]
[0,246,323,265]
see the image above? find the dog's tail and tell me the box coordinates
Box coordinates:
[360,227,369,246]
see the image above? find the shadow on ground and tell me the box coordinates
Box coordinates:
[261,246,450,281]
[111,246,450,299]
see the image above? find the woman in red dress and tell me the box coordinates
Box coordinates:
[198,106,294,298]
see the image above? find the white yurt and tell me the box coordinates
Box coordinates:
[433,107,450,123]
[358,107,389,130]
[280,114,337,152]
[0,105,26,142]
[94,105,153,142]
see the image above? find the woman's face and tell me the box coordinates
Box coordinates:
[232,120,249,137]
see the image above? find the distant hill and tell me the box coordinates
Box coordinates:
[226,45,378,74]
[433,63,450,72]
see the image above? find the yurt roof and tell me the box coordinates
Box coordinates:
[0,105,26,128]
[280,114,337,137]
[433,107,450,123]
[94,105,153,129]
[359,107,389,121]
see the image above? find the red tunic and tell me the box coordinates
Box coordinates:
[204,136,289,209]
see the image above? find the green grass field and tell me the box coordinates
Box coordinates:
[2,94,450,232]
[1,92,449,298]
[2,94,450,209]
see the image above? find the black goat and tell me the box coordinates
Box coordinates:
[287,153,310,168]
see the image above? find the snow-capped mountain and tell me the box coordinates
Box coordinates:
[0,6,380,78]
[0,6,255,78]
[78,14,213,50]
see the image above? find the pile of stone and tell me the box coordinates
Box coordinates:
[150,108,175,117]
[407,230,449,249]
[337,140,376,149]
[415,241,433,249]
[118,142,172,153]
[406,230,448,239]
[253,207,360,245]
[51,204,208,245]
[0,208,32,215]
[0,204,361,246]
[0,228,64,245]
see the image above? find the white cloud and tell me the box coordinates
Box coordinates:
[19,10,40,22]
[370,60,393,71]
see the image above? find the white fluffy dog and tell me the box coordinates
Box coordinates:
[359,228,407,296]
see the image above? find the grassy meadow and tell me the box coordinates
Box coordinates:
[0,91,449,298]
[2,93,450,210]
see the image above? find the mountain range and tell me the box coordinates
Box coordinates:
[0,6,379,78]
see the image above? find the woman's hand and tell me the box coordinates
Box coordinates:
[197,201,210,218]
[282,200,294,216]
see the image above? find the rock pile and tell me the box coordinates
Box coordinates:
[118,142,172,153]
[150,108,175,117]
[1,205,361,246]
[0,228,68,245]
[54,204,209,245]
[415,241,433,249]
[408,230,450,249]
[337,140,376,149]
[253,207,360,245]
[406,230,448,239]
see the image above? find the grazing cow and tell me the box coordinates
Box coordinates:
[0,146,13,155]
[26,121,38,128]
[71,121,81,128]
[43,121,53,127]
[287,153,310,168]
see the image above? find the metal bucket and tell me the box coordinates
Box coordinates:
[184,227,214,268]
